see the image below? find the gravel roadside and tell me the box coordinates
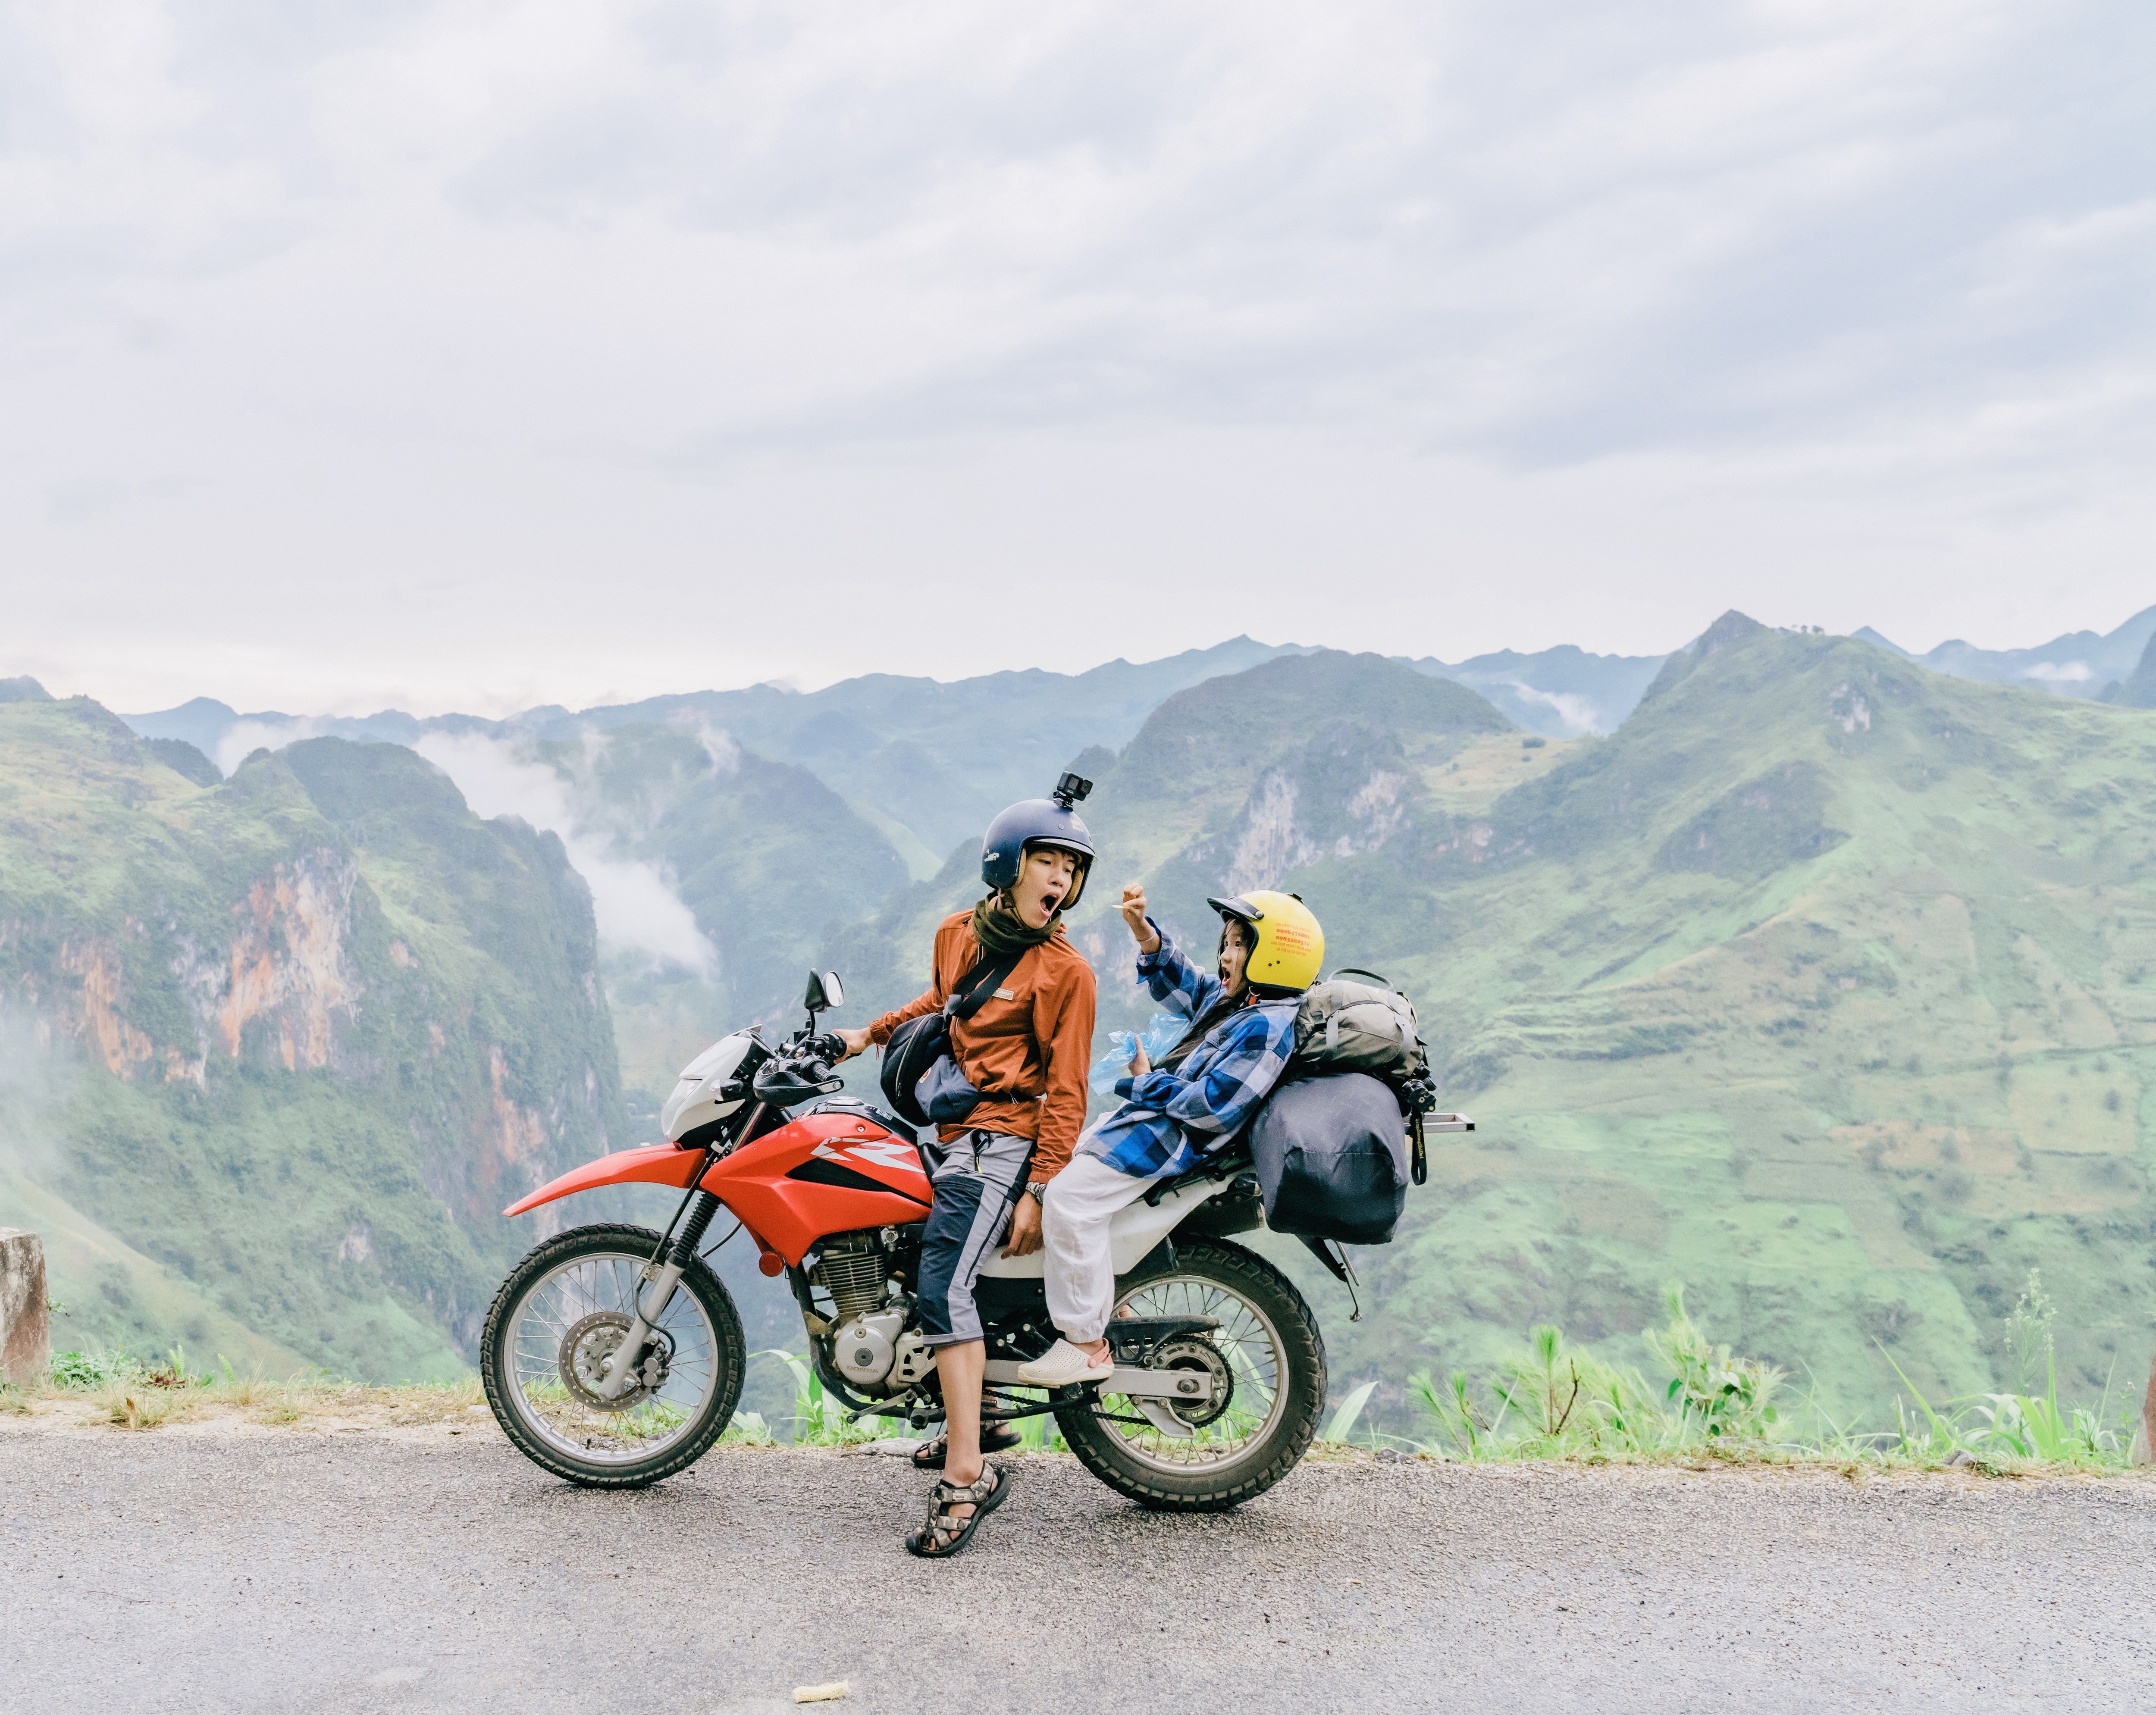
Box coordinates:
[4,1410,2155,1714]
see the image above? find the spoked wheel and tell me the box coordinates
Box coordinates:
[481,1224,746,1488]
[1055,1238,1326,1512]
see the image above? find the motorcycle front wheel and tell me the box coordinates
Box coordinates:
[1054,1237,1327,1512]
[481,1224,746,1488]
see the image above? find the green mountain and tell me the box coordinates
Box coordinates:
[123,638,1308,869]
[816,621,2156,1425]
[508,722,911,1105]
[546,637,1309,864]
[2100,627,2156,709]
[1269,615,2156,1420]
[0,694,624,1379]
[28,615,2156,1427]
[812,649,1514,1033]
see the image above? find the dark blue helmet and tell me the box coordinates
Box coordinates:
[981,773,1095,913]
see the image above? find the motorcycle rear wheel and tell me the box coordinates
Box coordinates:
[482,1223,746,1489]
[1054,1237,1326,1513]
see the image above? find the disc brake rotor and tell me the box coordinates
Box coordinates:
[1152,1335,1233,1427]
[559,1311,670,1413]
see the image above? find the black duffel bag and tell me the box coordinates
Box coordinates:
[1248,1072,1411,1246]
[878,947,1023,1130]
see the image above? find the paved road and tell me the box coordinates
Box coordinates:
[6,1418,2156,1713]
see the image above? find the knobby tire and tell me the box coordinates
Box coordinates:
[1055,1237,1327,1513]
[481,1223,747,1490]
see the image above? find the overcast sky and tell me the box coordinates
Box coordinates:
[5,0,2152,716]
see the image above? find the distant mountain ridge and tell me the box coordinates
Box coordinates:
[1403,645,1668,737]
[118,603,2156,837]
[1855,602,2156,699]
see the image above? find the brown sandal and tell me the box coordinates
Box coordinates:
[911,1421,1022,1470]
[905,1462,1010,1559]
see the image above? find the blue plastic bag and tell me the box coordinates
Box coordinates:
[1088,1011,1190,1093]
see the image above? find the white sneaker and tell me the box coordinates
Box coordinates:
[1016,1339,1115,1386]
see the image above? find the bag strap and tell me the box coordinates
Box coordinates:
[946,945,1026,1023]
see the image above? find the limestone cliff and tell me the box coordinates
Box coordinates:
[0,700,623,1377]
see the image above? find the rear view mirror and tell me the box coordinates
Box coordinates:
[803,970,845,1013]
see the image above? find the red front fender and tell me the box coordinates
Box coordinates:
[502,1144,698,1217]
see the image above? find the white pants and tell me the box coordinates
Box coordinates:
[1041,1153,1151,1344]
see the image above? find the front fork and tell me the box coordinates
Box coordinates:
[595,1183,724,1400]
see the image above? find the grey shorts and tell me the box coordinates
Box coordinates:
[916,1127,1034,1348]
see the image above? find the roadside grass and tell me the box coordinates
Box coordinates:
[22,1343,487,1432]
[1322,1272,2145,1477]
[23,1272,2143,1476]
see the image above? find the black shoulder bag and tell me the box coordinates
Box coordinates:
[878,948,1025,1130]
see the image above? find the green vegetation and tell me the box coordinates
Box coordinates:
[1377,1273,2134,1472]
[0,703,623,1379]
[19,1271,2130,1475]
[19,617,2156,1436]
[17,1343,485,1430]
[824,623,2156,1430]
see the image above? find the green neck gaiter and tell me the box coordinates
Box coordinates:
[971,894,1056,959]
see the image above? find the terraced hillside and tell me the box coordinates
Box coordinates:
[821,622,2156,1421]
[0,692,624,1379]
[1355,613,2156,1416]
[1266,619,2156,1416]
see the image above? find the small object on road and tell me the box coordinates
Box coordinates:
[862,1437,921,1457]
[792,1683,849,1704]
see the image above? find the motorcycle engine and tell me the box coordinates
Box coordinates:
[830,1313,933,1393]
[834,1308,906,1387]
[816,1229,930,1394]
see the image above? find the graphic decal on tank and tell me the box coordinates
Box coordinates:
[812,1135,925,1178]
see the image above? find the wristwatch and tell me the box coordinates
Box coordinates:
[1025,1181,1050,1205]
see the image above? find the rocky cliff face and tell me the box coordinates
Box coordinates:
[0,692,623,1377]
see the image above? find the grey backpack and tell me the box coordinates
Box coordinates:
[1292,969,1427,1081]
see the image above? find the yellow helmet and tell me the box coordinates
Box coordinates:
[1206,890,1325,993]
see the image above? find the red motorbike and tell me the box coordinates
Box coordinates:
[480,970,1335,1510]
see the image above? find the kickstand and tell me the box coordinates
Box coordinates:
[1296,1236,1363,1323]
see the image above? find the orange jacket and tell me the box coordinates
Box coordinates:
[868,911,1097,1179]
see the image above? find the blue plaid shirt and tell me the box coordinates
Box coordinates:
[1079,923,1299,1183]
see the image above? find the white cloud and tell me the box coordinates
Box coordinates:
[0,1016,79,1184]
[1501,681,1604,736]
[689,721,740,775]
[3,0,2153,712]
[216,717,323,776]
[2021,661,2093,682]
[411,731,719,979]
